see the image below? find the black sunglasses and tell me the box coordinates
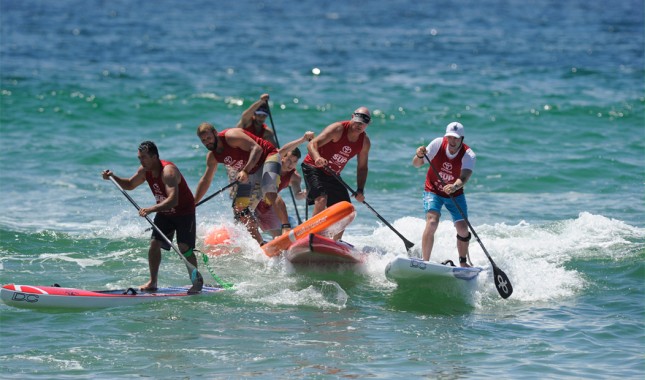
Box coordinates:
[353,112,371,124]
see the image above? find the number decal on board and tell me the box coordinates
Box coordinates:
[409,259,427,270]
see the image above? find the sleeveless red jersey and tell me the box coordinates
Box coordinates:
[425,138,469,198]
[145,160,195,216]
[243,123,271,141]
[303,121,365,175]
[211,129,278,174]
[255,169,295,213]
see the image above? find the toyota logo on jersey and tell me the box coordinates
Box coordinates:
[151,182,175,213]
[341,146,352,154]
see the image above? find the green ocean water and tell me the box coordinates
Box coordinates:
[1,0,644,378]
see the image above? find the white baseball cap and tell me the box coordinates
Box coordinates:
[444,122,464,138]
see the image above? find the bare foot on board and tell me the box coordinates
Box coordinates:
[139,281,158,292]
[187,285,201,295]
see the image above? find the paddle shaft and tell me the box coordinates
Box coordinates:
[196,181,238,207]
[108,176,203,289]
[265,104,303,224]
[423,153,513,299]
[326,168,415,252]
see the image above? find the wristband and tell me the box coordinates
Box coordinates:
[356,188,364,194]
[416,154,424,159]
[281,223,291,229]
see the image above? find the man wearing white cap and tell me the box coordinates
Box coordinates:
[412,121,476,267]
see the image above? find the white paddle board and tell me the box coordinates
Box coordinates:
[385,256,482,284]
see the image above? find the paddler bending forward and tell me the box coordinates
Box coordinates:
[254,131,314,238]
[195,123,288,244]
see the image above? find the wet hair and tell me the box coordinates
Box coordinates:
[138,141,159,157]
[290,147,302,159]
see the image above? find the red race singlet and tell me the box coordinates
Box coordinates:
[211,129,278,174]
[145,160,195,215]
[425,137,469,198]
[303,121,364,175]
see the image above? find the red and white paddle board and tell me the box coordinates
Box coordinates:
[286,233,366,265]
[1,283,224,310]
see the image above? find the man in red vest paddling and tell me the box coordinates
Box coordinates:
[102,141,199,292]
[218,94,279,208]
[302,107,372,240]
[195,123,285,244]
[412,122,476,267]
[235,93,278,147]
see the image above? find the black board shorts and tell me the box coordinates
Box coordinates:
[301,163,350,207]
[150,213,196,250]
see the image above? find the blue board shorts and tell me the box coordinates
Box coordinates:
[423,191,468,222]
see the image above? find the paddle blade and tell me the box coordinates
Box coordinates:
[403,239,415,252]
[493,265,513,299]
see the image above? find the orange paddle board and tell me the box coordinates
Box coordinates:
[261,201,356,257]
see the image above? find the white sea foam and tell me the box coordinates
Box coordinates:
[341,211,644,304]
[181,210,645,308]
[9,204,638,309]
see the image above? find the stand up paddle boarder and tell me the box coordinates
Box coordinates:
[301,107,372,240]
[412,122,476,267]
[102,141,200,293]
[235,93,278,147]
[195,123,286,244]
